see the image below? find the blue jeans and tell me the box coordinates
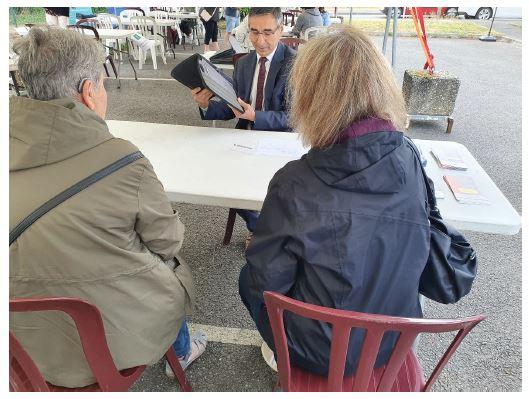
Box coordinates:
[172,318,190,357]
[235,209,259,232]
[225,15,240,33]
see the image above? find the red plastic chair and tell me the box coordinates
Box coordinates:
[9,297,191,392]
[263,291,485,392]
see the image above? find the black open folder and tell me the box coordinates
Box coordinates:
[170,53,243,113]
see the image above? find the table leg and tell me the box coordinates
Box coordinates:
[126,37,138,80]
[223,208,237,245]
[446,116,454,134]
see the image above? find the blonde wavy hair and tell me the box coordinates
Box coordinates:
[288,26,407,148]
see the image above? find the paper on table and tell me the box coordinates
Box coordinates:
[232,138,306,157]
[255,138,306,158]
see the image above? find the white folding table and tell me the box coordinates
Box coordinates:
[106,120,521,236]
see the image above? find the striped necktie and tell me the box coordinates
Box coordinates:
[255,57,267,111]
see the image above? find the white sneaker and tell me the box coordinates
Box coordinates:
[261,341,277,372]
[166,331,207,378]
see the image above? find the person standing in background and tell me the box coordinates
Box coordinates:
[319,7,331,26]
[44,7,69,28]
[291,7,323,37]
[224,7,240,49]
[199,7,220,52]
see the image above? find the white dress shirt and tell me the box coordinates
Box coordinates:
[250,46,278,110]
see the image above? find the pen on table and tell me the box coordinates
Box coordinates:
[234,144,254,150]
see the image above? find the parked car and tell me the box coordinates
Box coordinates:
[457,7,522,20]
[382,7,458,18]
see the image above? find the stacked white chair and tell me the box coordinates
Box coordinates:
[130,16,167,70]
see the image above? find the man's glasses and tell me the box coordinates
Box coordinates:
[249,24,282,38]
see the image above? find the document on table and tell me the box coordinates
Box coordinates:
[233,138,307,158]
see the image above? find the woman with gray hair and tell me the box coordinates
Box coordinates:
[9,27,206,388]
[239,26,432,384]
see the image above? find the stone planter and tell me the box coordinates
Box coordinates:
[402,69,460,133]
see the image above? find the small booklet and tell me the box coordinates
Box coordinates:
[443,175,490,205]
[431,148,468,170]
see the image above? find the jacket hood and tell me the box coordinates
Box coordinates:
[306,130,407,194]
[10,96,112,171]
[306,8,321,16]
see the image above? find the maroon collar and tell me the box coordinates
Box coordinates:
[337,117,396,144]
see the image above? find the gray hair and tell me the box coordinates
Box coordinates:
[249,7,283,26]
[12,26,105,101]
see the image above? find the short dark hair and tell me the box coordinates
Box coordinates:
[248,7,282,25]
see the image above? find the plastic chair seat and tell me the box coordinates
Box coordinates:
[287,350,425,392]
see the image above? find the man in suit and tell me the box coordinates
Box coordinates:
[190,7,296,243]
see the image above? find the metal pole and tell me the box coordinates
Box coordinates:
[487,7,498,36]
[391,7,398,68]
[382,8,392,55]
[479,7,497,41]
[349,7,353,24]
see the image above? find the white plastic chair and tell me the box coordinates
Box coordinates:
[119,9,143,24]
[148,10,169,20]
[302,26,329,41]
[96,14,123,60]
[130,16,167,70]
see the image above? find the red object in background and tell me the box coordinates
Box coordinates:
[263,290,485,392]
[403,7,449,17]
[9,297,192,392]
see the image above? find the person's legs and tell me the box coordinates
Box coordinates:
[203,21,211,52]
[172,318,190,357]
[209,21,219,51]
[235,209,259,232]
[238,264,275,348]
[224,16,235,49]
[167,318,207,376]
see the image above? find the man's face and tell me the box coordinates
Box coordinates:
[248,14,283,57]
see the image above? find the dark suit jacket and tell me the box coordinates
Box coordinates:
[200,42,296,131]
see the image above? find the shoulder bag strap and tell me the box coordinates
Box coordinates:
[9,151,144,246]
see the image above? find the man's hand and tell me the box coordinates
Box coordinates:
[190,87,214,108]
[229,98,256,122]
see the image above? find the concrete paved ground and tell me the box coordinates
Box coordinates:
[102,34,522,392]
[470,18,523,41]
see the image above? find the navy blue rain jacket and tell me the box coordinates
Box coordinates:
[244,130,430,375]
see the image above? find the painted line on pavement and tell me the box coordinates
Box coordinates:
[188,322,262,347]
[116,77,176,81]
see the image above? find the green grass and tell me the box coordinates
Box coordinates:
[10,7,108,27]
[10,7,46,26]
[343,19,501,37]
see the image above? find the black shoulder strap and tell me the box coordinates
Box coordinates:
[9,151,144,246]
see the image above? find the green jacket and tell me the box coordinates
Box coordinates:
[9,96,195,388]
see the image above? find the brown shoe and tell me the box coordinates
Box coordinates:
[245,232,254,250]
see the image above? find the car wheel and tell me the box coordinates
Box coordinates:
[476,7,493,20]
[446,7,458,18]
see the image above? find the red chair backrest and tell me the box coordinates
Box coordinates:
[232,53,247,66]
[263,291,485,392]
[9,297,145,392]
[280,37,306,50]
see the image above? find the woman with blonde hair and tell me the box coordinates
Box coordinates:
[239,26,430,381]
